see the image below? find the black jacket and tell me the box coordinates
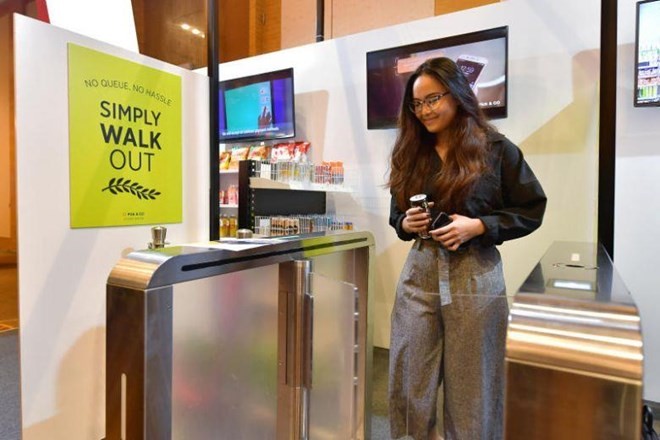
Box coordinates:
[389,133,547,246]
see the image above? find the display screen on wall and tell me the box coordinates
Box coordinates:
[635,0,660,106]
[366,26,508,129]
[219,68,295,143]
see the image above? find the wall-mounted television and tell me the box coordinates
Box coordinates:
[366,26,508,129]
[634,0,660,107]
[219,67,295,143]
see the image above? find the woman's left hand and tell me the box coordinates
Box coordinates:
[429,214,486,251]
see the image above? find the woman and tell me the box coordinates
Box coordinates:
[387,57,546,440]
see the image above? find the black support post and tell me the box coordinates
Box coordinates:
[208,0,220,240]
[316,0,325,42]
[598,0,617,258]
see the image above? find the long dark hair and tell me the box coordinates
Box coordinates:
[387,57,495,212]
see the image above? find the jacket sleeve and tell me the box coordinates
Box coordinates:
[389,193,417,241]
[478,141,547,246]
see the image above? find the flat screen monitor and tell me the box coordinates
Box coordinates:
[219,68,295,143]
[635,0,660,107]
[366,26,508,129]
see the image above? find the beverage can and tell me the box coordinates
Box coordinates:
[409,194,431,239]
[409,194,429,211]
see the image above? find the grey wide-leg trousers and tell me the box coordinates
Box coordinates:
[389,239,508,440]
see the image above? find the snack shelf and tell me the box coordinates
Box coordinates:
[238,160,327,232]
[220,204,239,208]
[220,169,239,175]
[253,214,355,237]
[249,177,352,193]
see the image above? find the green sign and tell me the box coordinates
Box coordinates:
[68,43,182,228]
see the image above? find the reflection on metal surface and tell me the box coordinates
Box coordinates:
[308,271,359,439]
[170,268,280,438]
[508,298,643,381]
[505,242,643,439]
[548,278,595,291]
[107,254,167,290]
[291,260,312,440]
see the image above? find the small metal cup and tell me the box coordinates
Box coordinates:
[149,226,167,249]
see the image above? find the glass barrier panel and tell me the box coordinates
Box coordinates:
[309,272,359,440]
[171,265,280,438]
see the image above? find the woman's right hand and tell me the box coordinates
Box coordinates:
[402,206,431,235]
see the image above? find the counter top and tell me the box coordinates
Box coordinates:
[107,230,374,290]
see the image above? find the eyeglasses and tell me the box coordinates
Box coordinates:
[408,92,450,114]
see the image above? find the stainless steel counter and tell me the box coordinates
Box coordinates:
[105,231,374,439]
[505,241,643,439]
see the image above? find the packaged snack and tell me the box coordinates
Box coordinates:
[315,162,332,184]
[248,144,271,161]
[292,142,311,163]
[229,146,250,169]
[271,142,295,162]
[219,151,231,170]
[330,161,344,184]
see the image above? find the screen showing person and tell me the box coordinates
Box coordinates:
[224,81,272,133]
[258,105,272,128]
[218,68,295,143]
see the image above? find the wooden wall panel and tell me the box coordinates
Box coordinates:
[280,0,315,49]
[132,0,207,68]
[281,0,433,49]
[249,0,281,56]
[131,0,279,66]
[434,0,500,15]
[326,0,433,39]
[219,0,250,62]
[0,14,15,246]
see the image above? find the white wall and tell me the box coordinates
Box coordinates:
[45,0,138,52]
[14,15,209,438]
[615,0,660,402]
[219,0,601,352]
